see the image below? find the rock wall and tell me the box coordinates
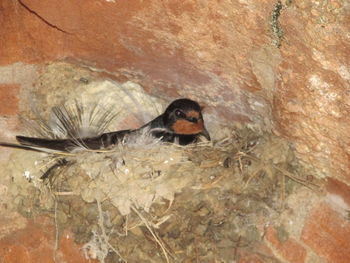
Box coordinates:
[275,0,350,183]
[1,1,350,263]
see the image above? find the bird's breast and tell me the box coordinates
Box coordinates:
[171,119,204,135]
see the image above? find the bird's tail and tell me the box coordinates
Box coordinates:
[0,141,54,153]
[0,136,92,153]
[15,136,74,152]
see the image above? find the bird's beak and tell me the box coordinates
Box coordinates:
[200,127,211,141]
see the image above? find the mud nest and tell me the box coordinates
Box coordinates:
[14,126,317,263]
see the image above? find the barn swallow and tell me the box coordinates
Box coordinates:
[3,98,210,153]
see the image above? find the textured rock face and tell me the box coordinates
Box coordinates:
[1,1,349,179]
[1,1,350,262]
[1,0,278,125]
[0,215,97,263]
[274,0,350,182]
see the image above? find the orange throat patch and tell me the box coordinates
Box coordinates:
[172,119,204,135]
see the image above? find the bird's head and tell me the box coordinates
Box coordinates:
[163,98,210,140]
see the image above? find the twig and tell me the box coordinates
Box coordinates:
[125,215,128,236]
[281,169,286,209]
[242,164,263,191]
[192,173,227,190]
[52,152,76,157]
[53,198,59,263]
[273,165,320,189]
[38,156,62,171]
[240,153,320,190]
[233,235,242,260]
[54,191,75,196]
[131,205,172,263]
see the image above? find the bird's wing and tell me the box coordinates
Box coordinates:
[79,129,131,149]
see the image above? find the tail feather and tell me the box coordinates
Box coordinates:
[0,141,54,153]
[16,136,74,152]
[2,129,133,153]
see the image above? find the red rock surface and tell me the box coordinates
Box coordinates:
[301,202,350,263]
[0,84,20,116]
[274,0,350,183]
[0,0,276,123]
[0,216,97,263]
[1,1,350,261]
[238,255,264,263]
[0,84,21,141]
[326,178,350,207]
[266,226,307,263]
[238,243,276,263]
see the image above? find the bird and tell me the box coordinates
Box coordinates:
[1,98,210,153]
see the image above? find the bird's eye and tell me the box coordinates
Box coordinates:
[175,109,186,118]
